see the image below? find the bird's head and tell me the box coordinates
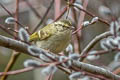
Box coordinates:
[54,20,74,30]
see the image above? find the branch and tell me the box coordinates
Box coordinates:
[54,0,75,21]
[0,3,29,33]
[0,67,34,76]
[71,4,109,26]
[23,0,41,18]
[0,63,49,76]
[0,1,20,80]
[0,35,29,55]
[72,60,120,80]
[32,0,54,33]
[0,35,119,79]
[54,0,61,19]
[80,31,112,61]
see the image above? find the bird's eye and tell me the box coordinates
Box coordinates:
[63,25,69,28]
[67,26,70,29]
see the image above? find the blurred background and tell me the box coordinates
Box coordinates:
[0,0,120,80]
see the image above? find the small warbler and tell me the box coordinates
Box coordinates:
[29,20,73,54]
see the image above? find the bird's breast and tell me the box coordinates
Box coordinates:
[36,30,72,53]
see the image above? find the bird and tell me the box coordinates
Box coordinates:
[29,20,73,54]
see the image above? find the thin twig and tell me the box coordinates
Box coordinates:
[0,0,20,80]
[71,7,77,23]
[0,3,23,26]
[70,4,110,26]
[0,52,20,80]
[80,31,112,61]
[0,3,30,33]
[0,62,50,76]
[0,67,34,76]
[0,35,119,79]
[0,24,15,37]
[54,7,67,21]
[32,0,54,33]
[113,67,120,75]
[71,6,80,54]
[0,3,13,16]
[73,0,89,53]
[54,0,75,21]
[23,0,41,18]
[0,60,69,76]
[54,0,61,19]
[7,28,18,33]
[46,74,53,80]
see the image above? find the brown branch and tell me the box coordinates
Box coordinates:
[73,0,89,53]
[23,0,41,18]
[80,31,112,61]
[0,35,119,79]
[54,7,67,22]
[0,3,13,16]
[72,60,120,80]
[0,62,50,76]
[0,52,20,80]
[0,63,52,76]
[0,59,68,76]
[70,4,110,26]
[32,0,54,33]
[0,3,29,33]
[0,24,15,37]
[54,0,75,21]
[0,67,34,76]
[0,1,20,80]
[113,67,120,75]
[54,0,61,19]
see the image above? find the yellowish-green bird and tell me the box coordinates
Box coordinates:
[29,20,73,54]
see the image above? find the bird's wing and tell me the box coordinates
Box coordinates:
[29,23,56,41]
[29,32,39,42]
[37,24,56,40]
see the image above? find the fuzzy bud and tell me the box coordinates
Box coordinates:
[86,51,100,61]
[28,46,42,56]
[69,53,80,60]
[69,72,84,80]
[24,59,41,67]
[115,37,120,48]
[110,21,120,36]
[82,21,90,27]
[66,44,73,53]
[41,64,57,75]
[18,28,29,42]
[114,52,120,61]
[5,17,16,24]
[91,17,99,23]
[105,37,117,49]
[100,38,111,51]
[39,54,52,62]
[59,56,72,68]
[73,2,83,12]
